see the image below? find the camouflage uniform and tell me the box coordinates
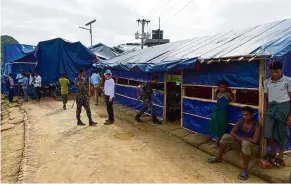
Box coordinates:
[138,82,155,116]
[75,76,92,120]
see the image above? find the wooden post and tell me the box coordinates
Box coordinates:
[181,71,184,127]
[212,87,216,100]
[163,72,168,122]
[259,60,266,157]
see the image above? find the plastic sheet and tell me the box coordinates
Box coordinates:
[115,94,163,118]
[183,62,259,88]
[112,70,164,81]
[3,44,36,64]
[35,38,96,85]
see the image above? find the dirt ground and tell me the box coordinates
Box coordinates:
[3,97,266,183]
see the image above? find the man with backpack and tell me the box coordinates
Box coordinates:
[8,73,15,103]
[135,76,162,124]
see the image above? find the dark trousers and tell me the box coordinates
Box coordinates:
[62,94,68,106]
[105,95,114,120]
[35,87,41,100]
[9,88,14,102]
[76,100,92,120]
[18,83,23,97]
[138,100,155,117]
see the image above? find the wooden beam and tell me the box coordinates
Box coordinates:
[259,60,266,157]
[181,71,184,127]
[163,72,168,122]
[183,84,259,91]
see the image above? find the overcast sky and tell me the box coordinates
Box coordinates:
[1,0,291,47]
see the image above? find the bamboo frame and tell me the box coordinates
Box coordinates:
[259,60,266,157]
[163,72,168,122]
[183,84,259,91]
[115,93,163,108]
[181,71,184,127]
[115,83,164,94]
[183,96,259,109]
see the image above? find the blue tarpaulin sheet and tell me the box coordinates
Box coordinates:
[182,98,291,150]
[35,38,96,85]
[115,94,163,118]
[112,70,164,81]
[105,19,291,73]
[3,44,36,64]
[183,62,259,88]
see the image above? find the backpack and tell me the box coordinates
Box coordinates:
[3,76,10,89]
[138,82,152,100]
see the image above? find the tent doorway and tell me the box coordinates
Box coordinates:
[166,73,181,122]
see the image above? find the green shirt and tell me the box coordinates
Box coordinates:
[59,78,70,95]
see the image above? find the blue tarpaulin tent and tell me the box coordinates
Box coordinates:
[2,44,37,75]
[90,43,119,61]
[105,19,291,152]
[35,38,97,85]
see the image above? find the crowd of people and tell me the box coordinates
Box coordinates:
[4,61,291,181]
[7,70,42,103]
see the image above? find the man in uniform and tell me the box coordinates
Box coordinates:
[75,69,97,126]
[135,76,162,124]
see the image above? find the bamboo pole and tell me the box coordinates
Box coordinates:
[259,60,266,157]
[163,72,168,122]
[183,84,259,91]
[181,71,184,127]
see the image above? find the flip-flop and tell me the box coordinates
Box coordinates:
[208,156,222,163]
[274,158,285,167]
[238,170,248,180]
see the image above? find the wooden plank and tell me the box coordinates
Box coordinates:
[163,72,168,122]
[259,60,266,157]
[183,84,259,91]
[183,96,259,109]
[181,71,184,127]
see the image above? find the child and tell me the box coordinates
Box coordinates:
[59,73,70,110]
[209,80,236,147]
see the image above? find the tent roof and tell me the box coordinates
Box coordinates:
[3,44,36,64]
[89,43,119,60]
[105,19,291,72]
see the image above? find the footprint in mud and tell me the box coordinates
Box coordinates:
[99,114,107,118]
[113,132,135,140]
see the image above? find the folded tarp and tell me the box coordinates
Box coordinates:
[35,38,96,85]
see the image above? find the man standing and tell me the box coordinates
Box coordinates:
[8,73,15,103]
[16,71,24,98]
[59,73,70,110]
[104,69,115,125]
[208,106,261,180]
[22,74,29,102]
[75,69,96,126]
[135,76,162,124]
[34,72,42,101]
[90,70,102,105]
[263,62,291,167]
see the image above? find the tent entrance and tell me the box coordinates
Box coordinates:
[166,73,181,122]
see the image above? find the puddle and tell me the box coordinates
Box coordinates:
[113,132,135,140]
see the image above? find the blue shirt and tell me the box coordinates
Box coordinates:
[22,77,29,89]
[91,73,101,85]
[16,74,24,83]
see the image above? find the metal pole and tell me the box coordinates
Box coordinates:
[90,24,92,47]
[141,20,145,49]
[158,17,160,45]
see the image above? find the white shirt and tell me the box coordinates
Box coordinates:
[34,76,42,87]
[104,78,115,98]
[264,75,291,103]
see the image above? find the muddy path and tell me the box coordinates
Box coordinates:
[15,98,265,183]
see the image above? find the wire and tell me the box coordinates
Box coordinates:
[162,0,194,26]
[145,0,165,18]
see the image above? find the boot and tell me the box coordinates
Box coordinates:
[152,116,162,124]
[63,104,66,110]
[104,119,114,125]
[89,118,97,126]
[135,114,142,122]
[77,119,86,126]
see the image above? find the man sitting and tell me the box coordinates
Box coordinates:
[208,106,262,180]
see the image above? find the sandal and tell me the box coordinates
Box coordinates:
[274,157,285,167]
[208,156,222,163]
[238,170,248,180]
[264,153,276,164]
